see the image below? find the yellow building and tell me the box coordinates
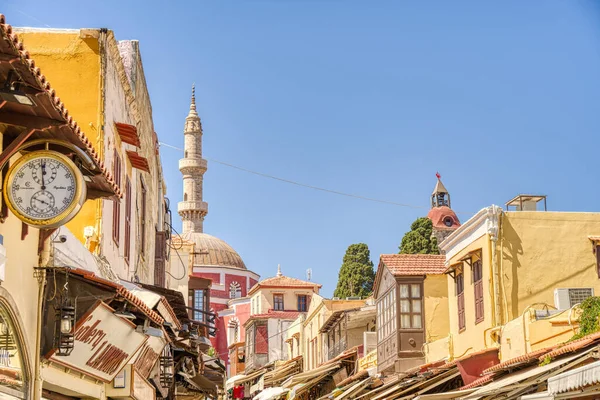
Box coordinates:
[373,254,449,374]
[16,28,168,285]
[302,295,366,371]
[244,266,321,372]
[431,196,600,364]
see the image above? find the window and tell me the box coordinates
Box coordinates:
[140,178,147,256]
[124,178,132,264]
[112,149,121,245]
[473,259,484,323]
[230,282,242,299]
[377,288,396,341]
[456,273,466,331]
[188,289,207,322]
[399,283,422,329]
[297,295,307,312]
[273,294,284,311]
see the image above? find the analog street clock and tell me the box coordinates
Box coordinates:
[3,150,86,229]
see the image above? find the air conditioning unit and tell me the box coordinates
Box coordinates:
[554,288,594,310]
[346,296,361,300]
[363,332,376,354]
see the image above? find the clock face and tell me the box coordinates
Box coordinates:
[4,151,85,228]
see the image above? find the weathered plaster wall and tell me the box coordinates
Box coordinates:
[501,212,600,320]
[15,29,102,246]
[424,274,449,343]
[268,319,293,363]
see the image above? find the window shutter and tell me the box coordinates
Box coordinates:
[124,178,131,264]
[112,150,121,244]
[458,293,466,330]
[154,231,166,287]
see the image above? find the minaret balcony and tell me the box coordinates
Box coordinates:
[178,200,208,214]
[179,158,207,172]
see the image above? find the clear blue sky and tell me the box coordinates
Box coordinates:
[6,1,600,296]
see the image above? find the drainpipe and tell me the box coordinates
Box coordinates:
[488,206,502,328]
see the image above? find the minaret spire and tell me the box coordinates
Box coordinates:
[178,84,208,233]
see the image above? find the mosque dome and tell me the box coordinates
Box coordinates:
[180,232,247,270]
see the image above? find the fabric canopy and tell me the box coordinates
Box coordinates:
[548,359,600,395]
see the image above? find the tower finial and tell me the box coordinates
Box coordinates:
[189,83,197,115]
[277,264,282,277]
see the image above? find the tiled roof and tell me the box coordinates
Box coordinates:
[459,374,494,390]
[484,347,553,374]
[245,311,302,325]
[0,15,120,198]
[539,332,600,362]
[69,268,163,325]
[248,275,321,295]
[379,254,446,276]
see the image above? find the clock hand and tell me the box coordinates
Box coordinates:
[41,161,46,190]
[33,197,50,206]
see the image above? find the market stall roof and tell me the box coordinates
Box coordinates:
[462,349,595,400]
[412,388,477,400]
[66,268,163,324]
[0,14,120,199]
[547,359,600,395]
[140,283,191,326]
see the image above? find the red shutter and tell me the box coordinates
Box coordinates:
[112,150,121,244]
[124,178,131,264]
[474,260,484,323]
[458,292,466,331]
[475,280,484,323]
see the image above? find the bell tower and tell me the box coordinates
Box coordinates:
[178,85,209,233]
[427,173,460,246]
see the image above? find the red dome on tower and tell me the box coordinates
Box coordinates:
[427,206,460,230]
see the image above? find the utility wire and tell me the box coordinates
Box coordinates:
[159,142,473,215]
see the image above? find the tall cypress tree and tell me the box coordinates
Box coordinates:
[398,217,439,254]
[333,243,375,298]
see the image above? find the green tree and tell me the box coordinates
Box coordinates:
[334,243,375,298]
[399,217,439,254]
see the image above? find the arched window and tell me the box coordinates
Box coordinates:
[230,282,242,299]
[184,193,188,201]
[0,303,27,397]
[228,319,240,344]
[185,151,188,158]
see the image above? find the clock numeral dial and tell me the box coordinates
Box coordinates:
[9,154,79,221]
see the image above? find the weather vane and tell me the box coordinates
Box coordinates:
[436,172,441,180]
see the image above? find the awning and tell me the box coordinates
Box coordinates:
[462,350,593,399]
[548,359,600,395]
[126,150,150,173]
[115,122,140,147]
[520,392,555,400]
[235,369,266,385]
[253,387,290,400]
[179,371,217,394]
[226,374,246,390]
[413,388,477,399]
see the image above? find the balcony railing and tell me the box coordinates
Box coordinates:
[327,337,347,361]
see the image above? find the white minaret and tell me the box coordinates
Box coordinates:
[178,84,208,233]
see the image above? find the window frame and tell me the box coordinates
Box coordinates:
[112,149,121,245]
[188,288,208,323]
[398,282,423,331]
[297,295,307,312]
[473,259,484,324]
[273,294,284,311]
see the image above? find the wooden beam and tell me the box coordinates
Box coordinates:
[0,110,65,130]
[0,128,35,169]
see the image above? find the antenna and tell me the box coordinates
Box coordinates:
[306,269,312,281]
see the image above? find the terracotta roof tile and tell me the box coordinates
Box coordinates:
[379,254,446,276]
[248,275,321,295]
[459,374,494,390]
[484,347,554,374]
[0,15,120,198]
[69,268,164,325]
[539,332,600,361]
